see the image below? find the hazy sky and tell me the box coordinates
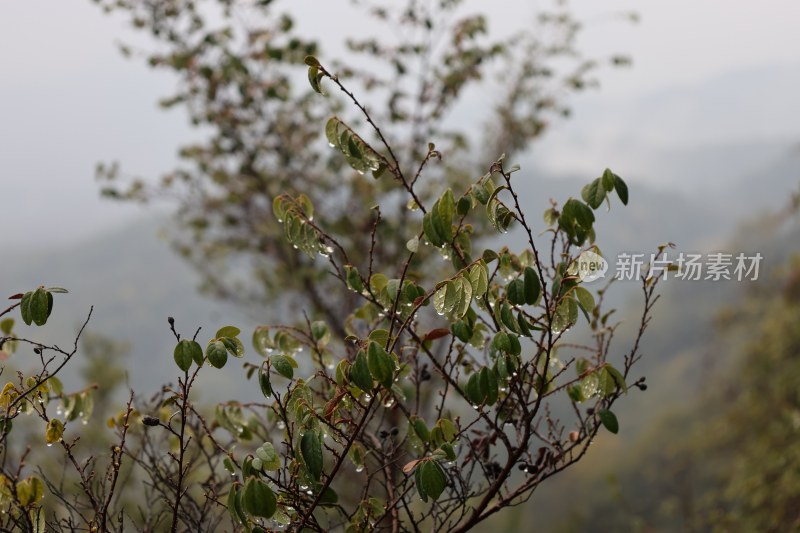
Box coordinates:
[2,0,799,249]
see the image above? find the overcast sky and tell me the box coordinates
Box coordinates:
[2,0,799,249]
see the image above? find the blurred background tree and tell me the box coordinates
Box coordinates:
[550,199,800,532]
[93,0,630,328]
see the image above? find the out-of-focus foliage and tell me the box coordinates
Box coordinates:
[561,251,800,532]
[93,0,630,321]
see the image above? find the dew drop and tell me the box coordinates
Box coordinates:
[355,466,364,473]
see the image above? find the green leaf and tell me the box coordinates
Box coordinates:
[436,418,458,442]
[30,288,50,326]
[465,373,484,406]
[206,340,228,369]
[567,384,584,403]
[304,55,321,67]
[523,267,541,305]
[255,443,280,469]
[574,287,595,315]
[552,297,578,333]
[252,327,272,357]
[543,207,558,226]
[48,376,63,396]
[226,336,245,357]
[45,418,64,444]
[319,486,339,506]
[415,460,447,502]
[227,484,245,526]
[16,476,44,507]
[423,211,445,247]
[301,431,324,481]
[368,329,390,347]
[452,277,472,319]
[481,249,499,263]
[311,321,330,345]
[581,178,606,209]
[451,320,473,343]
[571,200,595,229]
[345,265,364,293]
[467,262,488,299]
[271,355,294,379]
[456,196,471,216]
[30,508,45,533]
[491,331,512,354]
[601,168,616,191]
[174,339,201,372]
[308,66,325,94]
[412,417,430,443]
[0,318,13,335]
[432,283,449,316]
[517,311,533,337]
[20,291,33,326]
[479,367,498,406]
[604,364,628,393]
[614,174,629,205]
[258,364,272,397]
[438,442,456,462]
[559,199,596,246]
[325,117,340,148]
[436,189,456,240]
[367,342,395,389]
[499,302,520,334]
[347,136,362,159]
[242,478,277,519]
[335,359,349,386]
[348,442,366,471]
[598,409,619,434]
[350,350,373,391]
[369,273,388,294]
[216,326,240,338]
[506,278,526,305]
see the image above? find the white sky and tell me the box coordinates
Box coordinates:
[1,0,799,249]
